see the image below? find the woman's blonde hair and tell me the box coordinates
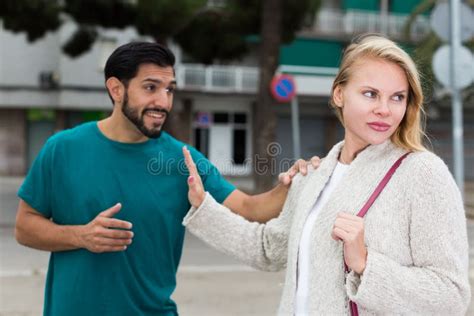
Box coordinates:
[330,34,427,151]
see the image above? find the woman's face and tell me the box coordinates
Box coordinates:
[333,58,409,151]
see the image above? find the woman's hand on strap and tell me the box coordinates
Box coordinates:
[331,212,368,274]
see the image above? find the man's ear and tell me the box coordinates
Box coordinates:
[105,77,125,105]
[332,85,344,108]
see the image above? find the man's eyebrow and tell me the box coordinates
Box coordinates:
[143,78,177,86]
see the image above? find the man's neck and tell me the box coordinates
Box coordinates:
[98,113,148,144]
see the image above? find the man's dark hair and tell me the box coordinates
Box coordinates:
[104,41,175,103]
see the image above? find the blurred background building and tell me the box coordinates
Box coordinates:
[0,0,473,191]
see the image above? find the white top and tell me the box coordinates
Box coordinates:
[295,162,349,316]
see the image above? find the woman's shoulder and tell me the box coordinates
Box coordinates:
[402,149,460,194]
[287,154,337,201]
[404,150,450,176]
[292,141,344,187]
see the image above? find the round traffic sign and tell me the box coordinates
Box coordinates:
[430,2,474,43]
[270,74,296,103]
[432,44,474,89]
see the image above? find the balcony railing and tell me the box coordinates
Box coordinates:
[176,64,339,96]
[314,8,431,40]
[177,64,259,93]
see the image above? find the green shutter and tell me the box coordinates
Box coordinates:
[279,39,343,68]
[390,0,421,14]
[343,0,379,11]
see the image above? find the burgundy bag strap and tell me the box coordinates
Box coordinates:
[345,152,411,316]
[356,151,411,218]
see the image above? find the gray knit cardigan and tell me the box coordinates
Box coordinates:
[183,141,471,315]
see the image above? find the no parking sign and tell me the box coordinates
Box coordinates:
[270,74,296,103]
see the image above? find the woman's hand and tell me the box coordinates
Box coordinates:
[331,212,368,274]
[182,146,206,208]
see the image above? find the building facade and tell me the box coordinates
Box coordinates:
[1,0,473,189]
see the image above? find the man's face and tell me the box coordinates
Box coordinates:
[121,63,176,139]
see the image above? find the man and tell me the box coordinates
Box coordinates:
[15,42,317,315]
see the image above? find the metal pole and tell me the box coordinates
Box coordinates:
[380,0,389,35]
[450,0,464,198]
[291,96,301,159]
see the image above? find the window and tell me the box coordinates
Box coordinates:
[213,112,229,123]
[233,129,246,164]
[192,111,250,169]
[234,112,247,124]
[231,113,248,165]
[194,128,209,158]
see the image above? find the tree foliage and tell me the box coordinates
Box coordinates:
[0,0,62,41]
[0,0,319,64]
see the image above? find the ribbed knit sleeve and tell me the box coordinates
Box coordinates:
[183,176,302,272]
[346,152,471,315]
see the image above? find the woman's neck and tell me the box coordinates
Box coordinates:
[339,140,369,165]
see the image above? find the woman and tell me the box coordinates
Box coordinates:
[181,34,471,315]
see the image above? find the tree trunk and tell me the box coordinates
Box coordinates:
[163,99,192,143]
[253,0,282,192]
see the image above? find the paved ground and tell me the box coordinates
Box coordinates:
[0,226,284,316]
[1,176,474,315]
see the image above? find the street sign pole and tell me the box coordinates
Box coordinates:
[270,74,300,159]
[291,96,301,159]
[450,0,465,198]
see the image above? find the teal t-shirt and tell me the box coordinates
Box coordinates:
[18,122,235,316]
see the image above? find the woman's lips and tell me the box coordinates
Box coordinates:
[367,122,391,132]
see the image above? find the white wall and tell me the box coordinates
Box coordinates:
[294,75,335,96]
[0,21,60,87]
[0,20,150,109]
[59,23,150,87]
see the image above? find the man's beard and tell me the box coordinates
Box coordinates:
[121,92,169,139]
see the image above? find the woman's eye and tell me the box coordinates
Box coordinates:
[145,85,155,91]
[392,94,405,102]
[165,87,175,94]
[363,91,376,98]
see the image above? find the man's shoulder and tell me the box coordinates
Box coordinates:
[47,122,97,146]
[37,122,98,159]
[159,131,184,148]
[159,132,207,159]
